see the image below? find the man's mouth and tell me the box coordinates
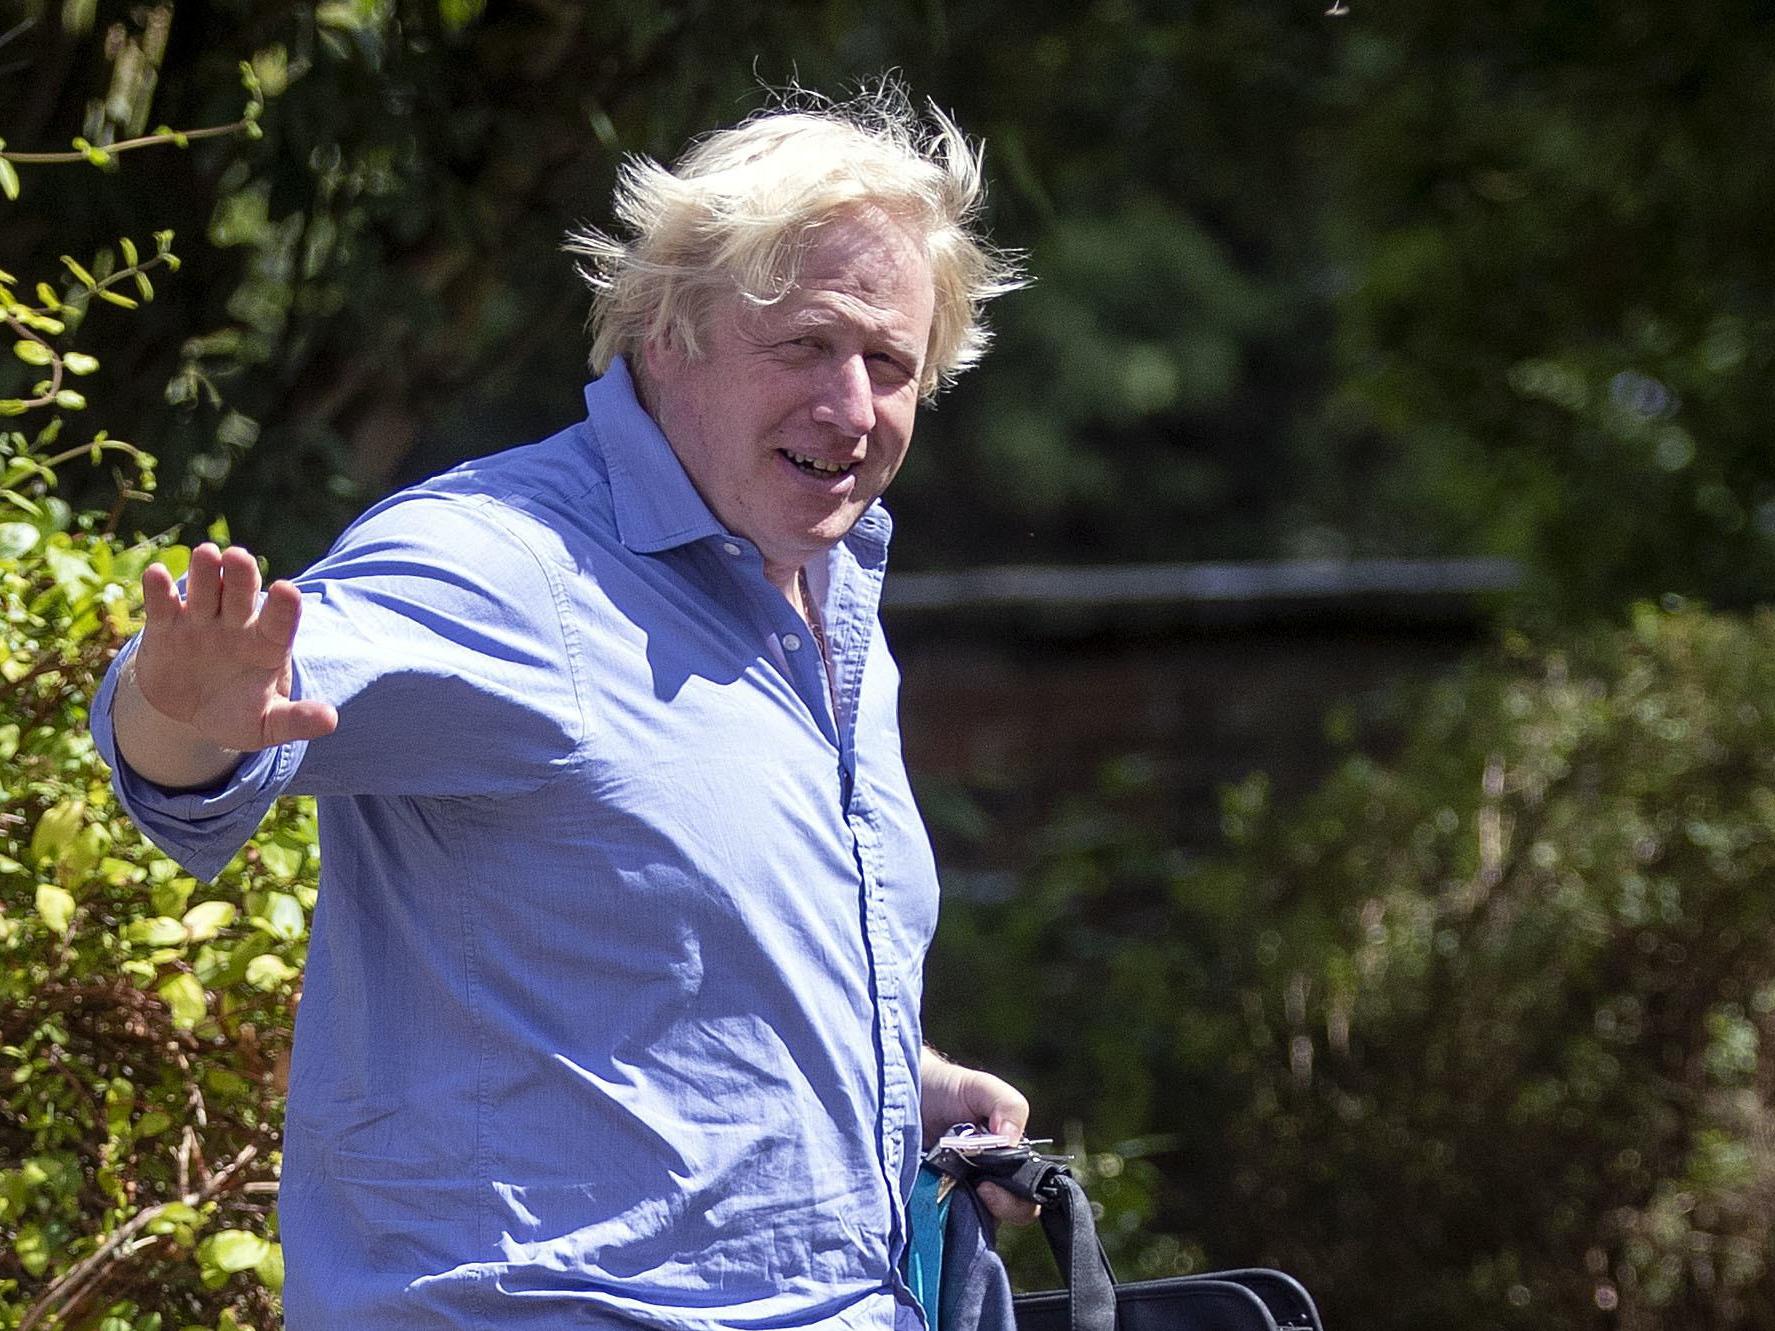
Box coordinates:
[780,448,857,478]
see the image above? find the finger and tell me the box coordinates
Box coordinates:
[262,699,338,747]
[141,562,183,628]
[252,580,305,656]
[976,1182,1040,1227]
[970,1075,1029,1140]
[218,546,262,628]
[186,543,224,618]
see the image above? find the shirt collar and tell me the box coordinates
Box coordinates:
[586,357,728,555]
[583,355,894,565]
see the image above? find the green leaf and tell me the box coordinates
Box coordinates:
[97,289,139,309]
[60,255,97,288]
[13,309,63,334]
[34,884,75,934]
[157,972,206,1028]
[256,840,302,878]
[135,271,154,302]
[30,799,86,861]
[14,1222,48,1275]
[315,2,363,30]
[120,236,138,266]
[53,389,87,410]
[439,0,485,31]
[0,158,18,202]
[135,1110,173,1139]
[105,1076,135,1134]
[182,899,237,942]
[255,1239,285,1291]
[12,339,53,366]
[198,1227,270,1273]
[63,352,99,375]
[44,541,98,596]
[127,916,188,947]
[151,875,195,917]
[0,521,38,557]
[245,954,298,989]
[256,891,306,942]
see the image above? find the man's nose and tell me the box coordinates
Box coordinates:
[811,355,876,436]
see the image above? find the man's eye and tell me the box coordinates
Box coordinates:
[868,355,915,384]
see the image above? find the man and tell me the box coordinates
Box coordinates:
[94,90,1030,1329]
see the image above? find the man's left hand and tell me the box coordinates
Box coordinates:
[920,1048,1040,1226]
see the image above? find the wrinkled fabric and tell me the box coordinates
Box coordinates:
[936,1181,1018,1331]
[92,359,940,1331]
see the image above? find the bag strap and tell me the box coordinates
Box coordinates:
[926,1144,1118,1331]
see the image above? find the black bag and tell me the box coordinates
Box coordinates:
[926,1142,1324,1331]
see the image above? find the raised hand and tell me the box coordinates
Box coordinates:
[119,543,337,781]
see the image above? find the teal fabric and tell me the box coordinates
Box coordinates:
[906,1165,954,1329]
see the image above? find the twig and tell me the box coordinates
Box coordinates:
[0,309,63,410]
[0,120,247,164]
[20,1143,260,1331]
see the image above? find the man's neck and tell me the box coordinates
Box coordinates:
[769,561,811,623]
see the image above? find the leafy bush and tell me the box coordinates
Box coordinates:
[1212,607,1775,1329]
[3,91,308,1321]
[930,608,1775,1328]
[1,494,313,1327]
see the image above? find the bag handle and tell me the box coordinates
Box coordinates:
[926,1143,1118,1331]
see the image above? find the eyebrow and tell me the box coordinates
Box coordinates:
[781,307,923,365]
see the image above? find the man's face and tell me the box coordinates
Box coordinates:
[644,208,936,587]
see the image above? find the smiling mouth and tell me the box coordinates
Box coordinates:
[780,448,857,478]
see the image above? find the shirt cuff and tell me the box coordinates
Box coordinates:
[90,637,311,882]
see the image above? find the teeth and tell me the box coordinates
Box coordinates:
[785,450,851,474]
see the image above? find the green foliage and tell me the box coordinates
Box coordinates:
[11,1,1775,612]
[931,608,1775,1327]
[0,481,312,1328]
[1,62,309,1325]
[1302,3,1775,621]
[1211,608,1775,1328]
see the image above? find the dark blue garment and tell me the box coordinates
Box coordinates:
[935,1178,1019,1331]
[91,359,940,1330]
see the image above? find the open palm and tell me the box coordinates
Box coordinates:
[134,542,338,753]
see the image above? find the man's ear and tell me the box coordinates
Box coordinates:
[641,326,690,388]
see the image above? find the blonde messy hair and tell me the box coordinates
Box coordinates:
[566,86,1025,399]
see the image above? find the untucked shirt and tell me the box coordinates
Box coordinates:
[91,359,940,1331]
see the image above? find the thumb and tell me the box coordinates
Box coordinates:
[261,698,339,747]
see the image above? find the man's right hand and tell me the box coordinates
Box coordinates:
[114,542,338,788]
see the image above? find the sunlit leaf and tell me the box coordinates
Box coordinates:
[182,899,238,942]
[245,953,299,989]
[157,972,207,1028]
[34,884,75,934]
[198,1227,270,1273]
[30,800,86,862]
[0,521,37,557]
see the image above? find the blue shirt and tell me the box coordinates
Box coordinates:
[92,360,941,1331]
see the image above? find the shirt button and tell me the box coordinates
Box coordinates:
[783,633,803,651]
[722,541,743,557]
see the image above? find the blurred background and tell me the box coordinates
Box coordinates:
[6,1,1775,1327]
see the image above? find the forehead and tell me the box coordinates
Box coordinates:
[747,210,936,348]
